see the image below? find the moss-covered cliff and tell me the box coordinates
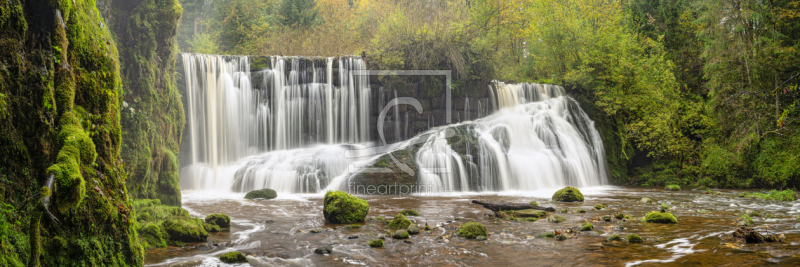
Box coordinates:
[102,0,185,206]
[0,0,144,265]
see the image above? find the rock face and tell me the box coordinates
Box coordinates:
[457,222,488,239]
[323,191,369,223]
[552,187,585,202]
[644,212,678,224]
[205,214,231,228]
[219,251,248,263]
[245,188,278,199]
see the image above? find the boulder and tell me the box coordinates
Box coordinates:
[457,222,488,239]
[219,251,247,264]
[323,191,369,223]
[245,188,277,199]
[552,187,584,202]
[644,212,678,224]
[204,214,231,228]
[388,214,412,229]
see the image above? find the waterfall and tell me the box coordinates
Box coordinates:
[179,53,607,193]
[179,54,373,191]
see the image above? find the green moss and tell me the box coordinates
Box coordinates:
[615,213,626,219]
[552,187,584,202]
[577,209,587,213]
[205,214,231,228]
[640,197,657,204]
[644,212,678,224]
[537,232,556,238]
[160,218,209,242]
[368,239,384,247]
[138,223,167,249]
[580,222,594,231]
[219,251,247,263]
[323,191,369,224]
[524,217,538,222]
[388,214,412,229]
[626,234,643,243]
[666,185,681,191]
[603,215,612,221]
[392,230,410,239]
[46,112,97,211]
[607,233,622,241]
[593,204,606,210]
[741,190,796,201]
[548,215,566,223]
[245,188,278,199]
[345,224,361,229]
[399,209,420,216]
[739,214,755,226]
[528,201,539,206]
[457,222,488,239]
[560,209,569,213]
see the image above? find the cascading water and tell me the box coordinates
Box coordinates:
[179,53,607,193]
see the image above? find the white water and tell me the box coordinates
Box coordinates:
[179,54,608,193]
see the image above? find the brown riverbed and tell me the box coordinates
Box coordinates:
[144,186,800,266]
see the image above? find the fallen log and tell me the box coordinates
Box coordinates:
[471,200,556,216]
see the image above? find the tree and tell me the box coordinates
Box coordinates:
[279,0,319,27]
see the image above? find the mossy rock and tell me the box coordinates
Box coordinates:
[614,213,626,220]
[577,209,587,213]
[744,210,761,217]
[510,209,547,218]
[219,251,247,264]
[323,191,369,224]
[408,224,420,235]
[593,204,606,210]
[160,218,209,242]
[560,209,569,213]
[524,217,538,222]
[368,239,384,247]
[138,223,166,249]
[607,233,622,241]
[203,223,221,233]
[205,214,231,228]
[666,185,681,191]
[537,232,556,238]
[555,233,569,241]
[552,187,584,202]
[399,209,420,216]
[738,214,755,226]
[392,230,410,239]
[580,223,593,231]
[457,222,488,239]
[245,188,277,199]
[528,201,539,206]
[548,215,566,223]
[626,234,643,243]
[602,216,612,222]
[388,214,412,229]
[644,212,678,224]
[640,197,657,204]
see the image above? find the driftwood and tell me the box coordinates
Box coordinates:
[471,200,556,214]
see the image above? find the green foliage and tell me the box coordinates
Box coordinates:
[279,0,318,27]
[552,187,585,202]
[219,251,248,263]
[245,188,278,199]
[528,201,539,206]
[323,191,369,223]
[666,185,681,191]
[0,203,26,267]
[741,190,797,201]
[644,212,678,224]
[457,222,488,239]
[387,214,411,229]
[205,214,231,228]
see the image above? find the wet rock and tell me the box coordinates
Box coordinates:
[555,233,569,241]
[348,236,359,239]
[476,236,487,241]
[644,212,678,224]
[602,216,612,222]
[577,209,587,213]
[245,188,277,200]
[626,234,643,243]
[310,228,325,233]
[345,225,361,229]
[738,214,755,226]
[392,230,410,239]
[744,210,761,217]
[733,227,763,243]
[765,234,785,242]
[368,239,384,247]
[323,191,369,224]
[560,209,569,213]
[399,209,420,216]
[640,197,657,204]
[219,251,248,263]
[548,215,566,223]
[666,185,681,191]
[204,214,231,228]
[614,213,626,220]
[457,222,488,239]
[408,224,420,235]
[265,220,275,224]
[403,240,414,244]
[593,204,606,210]
[314,246,333,254]
[580,223,594,231]
[388,214,412,229]
[613,225,625,231]
[536,232,556,238]
[606,233,622,241]
[552,187,585,202]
